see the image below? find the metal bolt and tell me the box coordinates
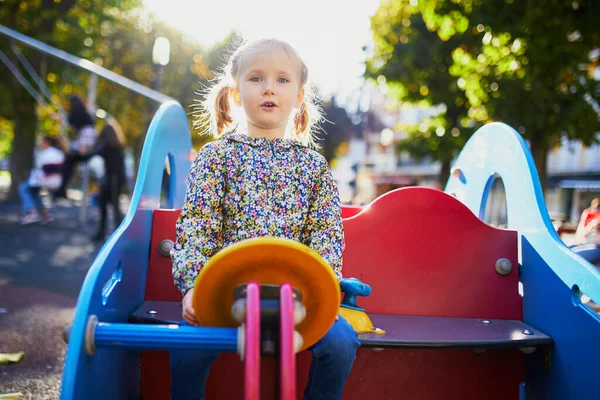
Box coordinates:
[481,320,491,324]
[495,258,513,275]
[522,329,534,335]
[147,310,158,315]
[158,239,174,257]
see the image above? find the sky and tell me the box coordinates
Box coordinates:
[144,0,381,104]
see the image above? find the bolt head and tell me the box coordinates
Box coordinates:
[495,258,513,275]
[159,240,174,257]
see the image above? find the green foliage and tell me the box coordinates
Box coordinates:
[367,0,482,169]
[367,0,600,186]
[0,117,13,157]
[449,0,600,148]
[0,0,233,176]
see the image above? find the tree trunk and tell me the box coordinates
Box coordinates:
[5,0,76,200]
[529,134,550,194]
[439,159,451,188]
[8,96,37,200]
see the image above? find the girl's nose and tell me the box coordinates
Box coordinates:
[263,81,274,95]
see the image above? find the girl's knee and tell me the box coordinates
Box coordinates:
[314,317,360,363]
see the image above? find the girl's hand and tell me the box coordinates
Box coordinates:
[182,288,198,326]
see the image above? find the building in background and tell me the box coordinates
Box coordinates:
[336,82,600,222]
[546,136,600,224]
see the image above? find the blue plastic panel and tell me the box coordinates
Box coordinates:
[60,102,192,400]
[446,122,600,399]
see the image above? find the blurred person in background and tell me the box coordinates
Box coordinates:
[54,95,97,199]
[574,198,600,246]
[19,135,66,224]
[571,198,600,265]
[80,119,126,241]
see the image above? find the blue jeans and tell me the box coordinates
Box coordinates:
[18,181,44,213]
[170,316,360,400]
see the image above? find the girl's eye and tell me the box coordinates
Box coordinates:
[250,76,262,82]
[278,78,289,83]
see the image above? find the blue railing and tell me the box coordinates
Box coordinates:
[0,24,173,104]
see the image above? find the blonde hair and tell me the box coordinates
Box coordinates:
[193,38,322,147]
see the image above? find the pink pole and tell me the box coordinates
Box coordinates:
[279,283,296,399]
[244,282,260,400]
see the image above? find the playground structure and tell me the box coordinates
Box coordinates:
[58,101,600,399]
[0,24,171,223]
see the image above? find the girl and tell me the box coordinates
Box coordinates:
[170,39,360,400]
[19,135,65,224]
[79,121,126,241]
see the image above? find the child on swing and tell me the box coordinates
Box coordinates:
[170,38,360,400]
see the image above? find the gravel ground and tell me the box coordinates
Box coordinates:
[0,187,114,399]
[0,285,76,399]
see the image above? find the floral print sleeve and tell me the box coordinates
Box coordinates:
[301,161,345,282]
[171,142,225,295]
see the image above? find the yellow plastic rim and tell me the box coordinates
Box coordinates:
[193,237,340,351]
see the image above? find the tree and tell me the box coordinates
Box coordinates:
[0,0,142,198]
[367,0,482,184]
[447,0,600,190]
[317,97,356,162]
[1,1,229,198]
[367,0,600,190]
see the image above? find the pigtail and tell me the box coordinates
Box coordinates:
[193,80,236,139]
[291,83,323,148]
[214,84,233,137]
[293,102,310,142]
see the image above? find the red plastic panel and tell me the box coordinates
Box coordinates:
[345,348,523,399]
[141,188,524,400]
[145,209,182,302]
[340,187,523,399]
[341,205,362,219]
[140,209,183,400]
[204,353,313,399]
[343,188,521,320]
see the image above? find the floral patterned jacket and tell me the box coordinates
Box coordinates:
[171,133,345,295]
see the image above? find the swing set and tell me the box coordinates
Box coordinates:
[0,24,171,223]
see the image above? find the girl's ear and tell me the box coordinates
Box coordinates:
[231,87,242,107]
[295,88,305,108]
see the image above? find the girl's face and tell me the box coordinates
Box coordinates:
[232,45,304,138]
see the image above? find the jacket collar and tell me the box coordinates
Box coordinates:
[224,133,303,149]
